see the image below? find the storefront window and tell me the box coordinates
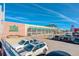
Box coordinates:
[32,28,36,32]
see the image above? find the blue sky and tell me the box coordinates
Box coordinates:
[5,3,79,30]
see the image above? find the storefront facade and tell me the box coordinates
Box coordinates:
[2,22,25,38]
[0,21,65,38]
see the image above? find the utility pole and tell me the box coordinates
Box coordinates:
[0,5,3,37]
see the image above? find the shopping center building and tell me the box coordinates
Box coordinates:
[0,21,65,39]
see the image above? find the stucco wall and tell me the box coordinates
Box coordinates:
[2,22,26,38]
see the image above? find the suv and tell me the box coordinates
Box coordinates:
[61,34,72,42]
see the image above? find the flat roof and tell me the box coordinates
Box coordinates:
[3,21,58,29]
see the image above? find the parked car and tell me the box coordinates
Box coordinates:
[13,39,43,52]
[72,36,79,44]
[18,42,48,56]
[48,35,54,39]
[61,34,72,42]
[51,35,62,41]
[12,39,30,52]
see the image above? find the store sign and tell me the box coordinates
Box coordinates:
[9,25,18,32]
[74,28,79,33]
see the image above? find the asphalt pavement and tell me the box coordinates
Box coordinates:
[6,37,79,56]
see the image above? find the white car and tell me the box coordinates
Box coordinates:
[12,39,30,52]
[13,39,41,52]
[48,35,54,39]
[18,42,48,56]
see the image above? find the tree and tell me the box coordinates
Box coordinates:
[47,23,57,27]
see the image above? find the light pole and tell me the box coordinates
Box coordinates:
[0,4,5,56]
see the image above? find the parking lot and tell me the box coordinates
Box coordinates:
[6,37,79,56]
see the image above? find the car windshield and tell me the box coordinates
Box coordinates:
[24,41,29,45]
[24,44,34,52]
[64,35,70,37]
[18,40,25,45]
[66,35,71,36]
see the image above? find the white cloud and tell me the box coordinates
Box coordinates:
[33,4,79,24]
[6,16,47,23]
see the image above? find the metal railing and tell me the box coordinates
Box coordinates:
[1,39,20,56]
